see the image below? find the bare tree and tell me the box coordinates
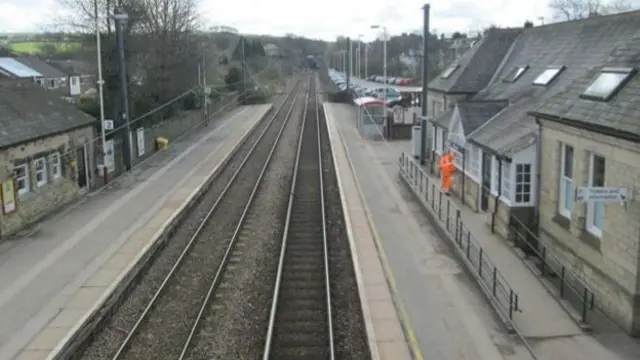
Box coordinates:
[549,0,633,21]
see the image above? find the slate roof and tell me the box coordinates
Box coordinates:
[467,11,640,156]
[428,28,521,94]
[433,108,454,127]
[0,79,96,149]
[46,59,95,76]
[14,56,67,78]
[530,23,640,140]
[456,100,508,135]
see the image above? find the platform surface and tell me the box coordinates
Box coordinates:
[0,105,271,360]
[324,102,639,360]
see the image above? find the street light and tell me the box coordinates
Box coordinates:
[357,34,363,79]
[94,0,107,184]
[371,24,388,104]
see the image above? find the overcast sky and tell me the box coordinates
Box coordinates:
[1,0,553,40]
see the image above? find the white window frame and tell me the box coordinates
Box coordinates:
[469,145,481,181]
[490,156,499,196]
[586,153,605,237]
[559,143,574,218]
[514,163,533,206]
[14,164,30,195]
[49,152,62,180]
[34,157,48,187]
[501,162,512,204]
[435,127,443,154]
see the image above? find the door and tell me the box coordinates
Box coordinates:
[76,145,88,192]
[480,153,491,211]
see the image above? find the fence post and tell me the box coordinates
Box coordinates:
[466,232,471,259]
[455,209,461,244]
[560,267,566,298]
[478,249,483,277]
[431,185,435,210]
[438,191,443,221]
[509,291,515,319]
[446,199,451,230]
[492,267,497,296]
[582,288,589,323]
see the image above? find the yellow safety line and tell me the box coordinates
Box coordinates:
[331,107,425,360]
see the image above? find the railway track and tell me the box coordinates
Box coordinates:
[262,75,334,359]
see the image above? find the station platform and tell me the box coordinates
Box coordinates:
[0,104,272,360]
[323,102,639,360]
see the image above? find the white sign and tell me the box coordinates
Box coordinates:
[104,120,114,130]
[137,128,145,157]
[575,187,630,202]
[104,139,115,173]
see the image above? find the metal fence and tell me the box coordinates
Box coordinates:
[398,152,521,324]
[510,216,596,324]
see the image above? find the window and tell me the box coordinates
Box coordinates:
[49,153,61,180]
[586,154,606,237]
[35,157,47,187]
[14,164,29,195]
[559,144,574,217]
[501,162,512,200]
[515,163,532,204]
[440,129,446,152]
[503,65,528,82]
[491,156,499,195]
[580,68,636,102]
[441,64,459,79]
[71,76,78,86]
[452,147,463,169]
[470,145,481,179]
[435,127,442,154]
[48,79,56,89]
[533,66,565,86]
[431,124,436,151]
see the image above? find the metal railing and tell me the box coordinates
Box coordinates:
[398,152,521,323]
[509,215,595,324]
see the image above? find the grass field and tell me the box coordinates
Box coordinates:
[7,41,81,54]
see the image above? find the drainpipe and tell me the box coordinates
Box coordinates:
[491,158,503,233]
[533,119,542,230]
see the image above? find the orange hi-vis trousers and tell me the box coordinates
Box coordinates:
[439,154,455,193]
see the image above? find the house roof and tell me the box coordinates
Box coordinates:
[428,28,521,94]
[14,56,67,78]
[46,59,95,76]
[433,108,454,128]
[0,57,42,77]
[530,27,640,141]
[467,11,640,155]
[456,100,508,135]
[0,79,96,149]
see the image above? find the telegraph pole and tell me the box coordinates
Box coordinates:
[241,36,247,103]
[346,37,351,91]
[420,4,430,166]
[113,9,132,170]
[202,45,208,123]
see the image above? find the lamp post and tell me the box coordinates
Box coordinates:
[371,24,387,104]
[357,34,363,79]
[364,44,369,78]
[94,0,108,184]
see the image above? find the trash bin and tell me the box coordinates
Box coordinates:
[156,137,169,151]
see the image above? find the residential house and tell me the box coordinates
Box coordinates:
[426,28,520,171]
[528,14,640,335]
[0,79,96,238]
[0,56,68,91]
[428,11,640,334]
[46,59,96,101]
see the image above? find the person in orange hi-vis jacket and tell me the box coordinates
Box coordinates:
[439,151,456,195]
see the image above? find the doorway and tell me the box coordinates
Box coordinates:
[76,145,88,192]
[480,152,491,211]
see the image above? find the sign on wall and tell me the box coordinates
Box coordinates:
[575,186,630,203]
[1,179,16,214]
[104,139,115,173]
[137,128,145,157]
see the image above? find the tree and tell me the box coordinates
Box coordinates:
[549,0,633,20]
[224,66,242,92]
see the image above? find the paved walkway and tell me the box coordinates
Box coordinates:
[0,105,271,360]
[325,103,529,360]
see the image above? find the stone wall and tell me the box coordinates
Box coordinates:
[538,118,640,335]
[0,126,96,238]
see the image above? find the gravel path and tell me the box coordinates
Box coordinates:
[182,81,308,360]
[318,87,372,359]
[78,85,299,360]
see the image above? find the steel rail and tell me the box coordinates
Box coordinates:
[261,73,335,359]
[176,76,310,359]
[110,81,301,360]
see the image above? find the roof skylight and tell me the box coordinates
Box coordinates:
[579,68,636,102]
[503,65,529,83]
[532,66,565,86]
[441,64,459,79]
